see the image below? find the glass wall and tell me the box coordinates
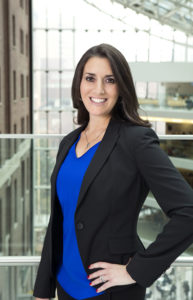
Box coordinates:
[0,138,32,256]
[33,0,193,134]
[0,264,193,300]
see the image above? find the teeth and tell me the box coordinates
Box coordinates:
[90,97,107,103]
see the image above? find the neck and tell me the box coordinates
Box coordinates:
[86,115,111,133]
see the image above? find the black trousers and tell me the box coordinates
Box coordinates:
[56,279,146,300]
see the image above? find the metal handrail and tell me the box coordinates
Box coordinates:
[0,256,193,266]
[0,134,193,140]
[0,134,66,138]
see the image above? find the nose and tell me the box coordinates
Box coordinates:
[95,80,105,95]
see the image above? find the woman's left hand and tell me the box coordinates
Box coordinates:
[88,261,136,293]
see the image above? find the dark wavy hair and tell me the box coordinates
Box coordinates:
[71,43,151,128]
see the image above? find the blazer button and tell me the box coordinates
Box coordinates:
[76,221,84,230]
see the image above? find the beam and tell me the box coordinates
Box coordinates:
[114,0,193,35]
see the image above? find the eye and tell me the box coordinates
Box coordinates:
[85,76,94,82]
[106,77,116,84]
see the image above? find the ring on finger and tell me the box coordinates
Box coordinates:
[100,275,105,283]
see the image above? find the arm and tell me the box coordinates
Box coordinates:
[33,217,56,298]
[126,127,193,287]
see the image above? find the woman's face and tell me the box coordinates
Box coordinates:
[80,56,119,119]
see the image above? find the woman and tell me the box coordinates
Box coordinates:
[33,44,193,300]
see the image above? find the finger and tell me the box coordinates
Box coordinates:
[90,275,108,286]
[88,270,109,280]
[89,262,112,269]
[96,281,113,293]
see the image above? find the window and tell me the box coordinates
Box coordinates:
[188,48,193,62]
[12,15,16,46]
[0,198,2,252]
[21,161,25,198]
[136,31,149,62]
[27,157,30,189]
[160,39,173,62]
[188,36,193,46]
[6,186,11,235]
[26,34,29,56]
[136,82,147,98]
[148,82,158,99]
[21,117,25,133]
[6,140,11,160]
[0,132,2,168]
[25,0,29,14]
[13,71,16,100]
[14,180,18,223]
[0,68,1,103]
[20,29,24,54]
[20,74,24,98]
[174,30,187,43]
[174,44,185,62]
[26,75,29,97]
[13,124,17,153]
[27,115,29,132]
[149,36,161,62]
[13,124,17,133]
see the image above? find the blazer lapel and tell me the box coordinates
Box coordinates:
[76,117,121,212]
[51,123,86,186]
[52,117,121,213]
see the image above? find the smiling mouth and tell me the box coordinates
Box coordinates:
[89,97,107,103]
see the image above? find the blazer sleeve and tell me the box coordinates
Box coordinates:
[126,127,193,287]
[33,137,66,298]
[33,216,56,298]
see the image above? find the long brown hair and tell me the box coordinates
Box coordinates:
[71,43,151,128]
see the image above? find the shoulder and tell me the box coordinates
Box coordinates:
[117,121,163,166]
[119,121,160,150]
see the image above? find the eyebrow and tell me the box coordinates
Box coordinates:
[84,72,114,77]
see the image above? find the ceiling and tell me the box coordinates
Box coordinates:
[112,0,193,35]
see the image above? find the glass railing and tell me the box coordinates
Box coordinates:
[0,257,192,300]
[138,94,193,113]
[0,256,54,299]
[0,134,193,299]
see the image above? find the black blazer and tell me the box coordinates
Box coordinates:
[33,117,193,298]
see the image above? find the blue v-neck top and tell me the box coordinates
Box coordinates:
[56,134,104,299]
